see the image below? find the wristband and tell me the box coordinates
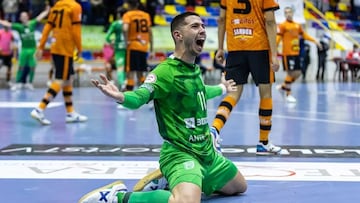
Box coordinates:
[218,83,227,95]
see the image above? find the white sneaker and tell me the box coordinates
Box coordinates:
[285,94,297,103]
[6,81,13,88]
[78,181,127,203]
[66,112,88,123]
[133,169,168,192]
[256,142,282,155]
[25,83,34,90]
[210,126,222,154]
[30,108,51,125]
[10,83,22,91]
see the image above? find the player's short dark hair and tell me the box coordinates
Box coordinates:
[170,12,200,33]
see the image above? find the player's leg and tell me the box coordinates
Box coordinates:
[211,51,248,146]
[115,49,126,89]
[277,55,299,102]
[257,84,281,154]
[124,50,136,91]
[248,50,281,155]
[204,153,247,196]
[61,55,88,123]
[118,50,137,109]
[320,55,326,81]
[25,48,37,90]
[133,125,225,192]
[78,180,172,203]
[30,54,64,125]
[160,142,203,203]
[132,50,147,88]
[11,51,27,91]
[3,55,13,87]
[104,58,115,81]
[79,143,205,203]
[47,62,54,87]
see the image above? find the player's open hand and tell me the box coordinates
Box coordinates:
[220,72,237,92]
[91,74,124,102]
[35,49,43,60]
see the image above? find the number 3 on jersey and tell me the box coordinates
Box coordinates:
[233,0,251,14]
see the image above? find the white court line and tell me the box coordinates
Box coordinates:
[0,160,359,182]
[208,110,360,126]
[0,102,62,108]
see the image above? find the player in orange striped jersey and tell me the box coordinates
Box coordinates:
[122,0,153,91]
[211,0,282,155]
[276,6,321,103]
[30,0,88,125]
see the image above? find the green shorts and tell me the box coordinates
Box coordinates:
[159,142,238,196]
[19,48,36,67]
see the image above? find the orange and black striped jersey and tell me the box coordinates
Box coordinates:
[277,20,316,56]
[220,0,279,51]
[122,10,151,52]
[38,0,82,57]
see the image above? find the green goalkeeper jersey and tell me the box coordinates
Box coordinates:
[105,20,125,51]
[122,55,224,159]
[12,19,37,49]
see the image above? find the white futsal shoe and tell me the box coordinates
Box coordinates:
[133,169,168,192]
[256,142,282,155]
[66,111,88,123]
[78,181,127,203]
[285,94,297,103]
[30,108,51,125]
[210,126,222,154]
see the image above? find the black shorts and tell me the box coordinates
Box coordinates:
[52,54,74,80]
[225,50,274,85]
[126,50,148,72]
[282,55,301,71]
[0,55,12,68]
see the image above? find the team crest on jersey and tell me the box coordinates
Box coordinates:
[145,73,157,83]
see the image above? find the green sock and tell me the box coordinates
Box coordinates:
[117,71,125,85]
[117,190,171,203]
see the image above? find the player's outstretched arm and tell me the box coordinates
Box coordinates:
[35,5,50,22]
[0,20,11,27]
[220,72,237,93]
[91,74,125,102]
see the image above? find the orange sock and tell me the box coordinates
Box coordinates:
[259,98,272,143]
[39,82,61,110]
[63,85,74,113]
[212,96,237,132]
